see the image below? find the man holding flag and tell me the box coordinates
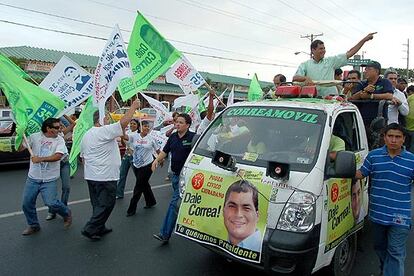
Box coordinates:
[80,98,141,241]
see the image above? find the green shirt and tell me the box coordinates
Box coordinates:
[406,94,414,131]
[295,54,348,97]
[329,135,346,152]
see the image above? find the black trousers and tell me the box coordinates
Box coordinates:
[127,163,156,213]
[83,180,116,235]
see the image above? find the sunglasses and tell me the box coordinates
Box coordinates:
[49,125,60,130]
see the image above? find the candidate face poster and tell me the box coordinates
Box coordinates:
[176,167,271,263]
[324,177,365,252]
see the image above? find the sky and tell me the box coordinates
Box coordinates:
[0,0,412,83]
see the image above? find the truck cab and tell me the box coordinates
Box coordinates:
[176,96,369,276]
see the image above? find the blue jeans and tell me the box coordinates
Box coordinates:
[160,174,180,239]
[22,177,70,227]
[372,222,410,276]
[116,154,132,198]
[48,160,70,214]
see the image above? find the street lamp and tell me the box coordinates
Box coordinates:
[294,51,311,57]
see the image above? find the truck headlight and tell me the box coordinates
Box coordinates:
[277,191,316,232]
[179,167,188,198]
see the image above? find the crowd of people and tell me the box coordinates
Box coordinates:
[17,32,414,276]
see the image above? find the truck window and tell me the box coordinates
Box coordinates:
[332,112,362,152]
[194,106,326,172]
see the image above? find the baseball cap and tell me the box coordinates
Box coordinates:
[364,61,381,71]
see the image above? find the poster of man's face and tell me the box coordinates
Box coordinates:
[223,181,259,246]
[351,179,362,223]
[63,66,90,92]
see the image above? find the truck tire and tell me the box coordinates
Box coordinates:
[327,233,357,276]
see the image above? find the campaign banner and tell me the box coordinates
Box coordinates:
[176,168,271,263]
[149,129,168,150]
[0,137,13,152]
[40,56,93,115]
[140,92,172,128]
[94,24,132,124]
[118,12,181,101]
[324,178,365,252]
[165,56,206,95]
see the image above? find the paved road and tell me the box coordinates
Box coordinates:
[0,163,413,275]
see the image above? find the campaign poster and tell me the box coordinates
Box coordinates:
[176,168,271,263]
[324,177,365,252]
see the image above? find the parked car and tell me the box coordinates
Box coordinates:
[109,107,148,122]
[140,107,157,118]
[0,118,30,165]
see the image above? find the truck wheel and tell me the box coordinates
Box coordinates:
[328,233,357,276]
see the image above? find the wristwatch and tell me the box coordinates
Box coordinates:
[370,93,374,100]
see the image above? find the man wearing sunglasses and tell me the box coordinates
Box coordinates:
[20,117,72,236]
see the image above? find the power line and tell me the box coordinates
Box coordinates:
[227,0,320,33]
[85,0,298,51]
[0,19,297,68]
[303,0,366,34]
[174,0,302,36]
[265,0,352,40]
[0,2,296,65]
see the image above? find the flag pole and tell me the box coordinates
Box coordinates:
[22,134,34,156]
[136,93,143,132]
[203,83,226,107]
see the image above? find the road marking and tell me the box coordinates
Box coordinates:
[0,183,171,220]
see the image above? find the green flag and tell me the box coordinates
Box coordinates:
[247,73,263,102]
[118,12,181,101]
[0,53,31,80]
[69,96,97,176]
[0,61,65,148]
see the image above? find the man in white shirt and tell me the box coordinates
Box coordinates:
[21,118,71,235]
[80,98,140,241]
[384,69,409,124]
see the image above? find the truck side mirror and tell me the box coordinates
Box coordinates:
[327,151,356,178]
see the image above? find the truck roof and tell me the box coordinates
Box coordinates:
[230,98,358,114]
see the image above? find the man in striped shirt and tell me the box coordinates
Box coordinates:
[355,123,414,276]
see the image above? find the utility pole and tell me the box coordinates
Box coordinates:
[403,39,410,81]
[301,33,323,56]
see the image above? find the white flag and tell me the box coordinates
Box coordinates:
[94,24,132,124]
[227,85,235,106]
[165,56,206,95]
[203,88,227,110]
[173,93,199,109]
[40,56,94,115]
[189,108,201,132]
[140,92,172,128]
[149,130,169,150]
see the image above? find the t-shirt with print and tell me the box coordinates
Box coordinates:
[130,132,160,168]
[81,122,123,181]
[27,132,67,181]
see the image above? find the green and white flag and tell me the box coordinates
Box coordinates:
[247,73,263,102]
[0,53,31,80]
[118,12,181,101]
[69,96,97,176]
[0,59,65,148]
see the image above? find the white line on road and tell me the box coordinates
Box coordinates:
[0,183,171,220]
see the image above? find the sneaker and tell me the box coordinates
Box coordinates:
[144,204,156,209]
[116,196,123,199]
[81,230,101,241]
[63,210,72,229]
[22,226,40,236]
[153,233,169,244]
[46,213,56,221]
[126,211,136,217]
[164,176,171,182]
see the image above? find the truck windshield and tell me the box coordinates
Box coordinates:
[194,106,326,172]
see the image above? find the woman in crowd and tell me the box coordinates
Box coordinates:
[116,119,139,199]
[126,120,160,216]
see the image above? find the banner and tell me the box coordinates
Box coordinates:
[94,24,132,124]
[324,178,365,252]
[176,167,271,263]
[40,56,94,115]
[0,137,13,152]
[69,96,97,176]
[118,12,181,101]
[0,61,65,148]
[149,129,168,150]
[165,56,206,95]
[140,92,172,128]
[227,85,235,106]
[173,93,199,109]
[247,73,263,102]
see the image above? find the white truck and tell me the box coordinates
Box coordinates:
[176,93,370,276]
